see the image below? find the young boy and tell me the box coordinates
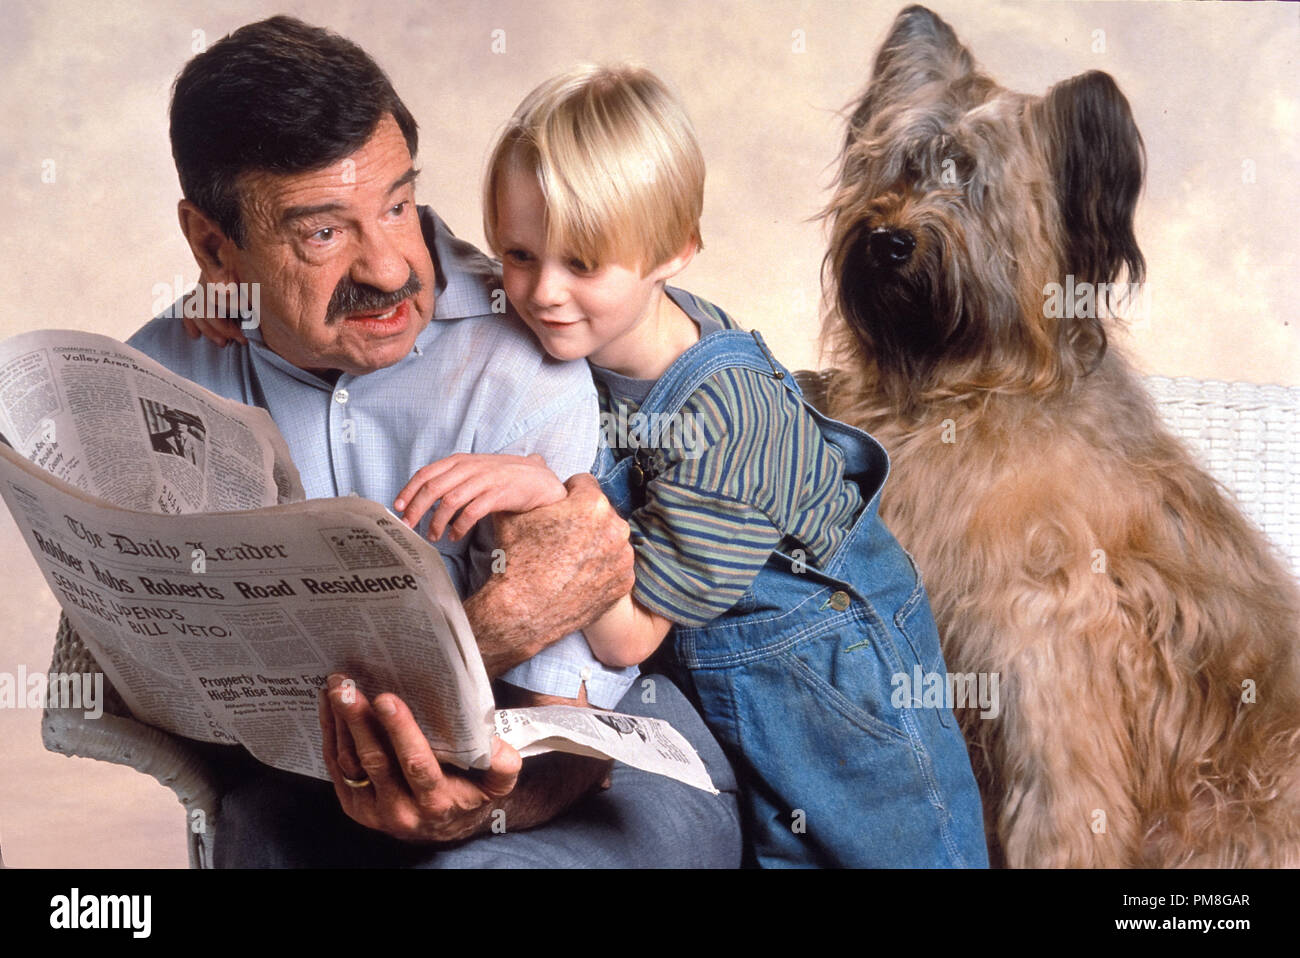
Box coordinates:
[399,64,988,867]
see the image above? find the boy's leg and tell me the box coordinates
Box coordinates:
[710,639,987,868]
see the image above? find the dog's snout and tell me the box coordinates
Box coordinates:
[868,227,916,267]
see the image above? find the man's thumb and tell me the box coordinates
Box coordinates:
[482,737,523,799]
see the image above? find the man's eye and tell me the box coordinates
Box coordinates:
[389,200,409,217]
[311,227,337,243]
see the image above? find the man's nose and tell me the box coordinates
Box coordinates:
[351,225,411,292]
[529,261,569,310]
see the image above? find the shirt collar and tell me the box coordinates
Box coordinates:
[422,205,506,324]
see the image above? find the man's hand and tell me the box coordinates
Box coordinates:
[465,473,636,677]
[319,674,610,843]
[319,673,522,843]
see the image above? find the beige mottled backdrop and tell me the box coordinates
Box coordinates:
[0,0,1296,867]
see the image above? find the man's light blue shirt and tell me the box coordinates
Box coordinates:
[128,207,638,707]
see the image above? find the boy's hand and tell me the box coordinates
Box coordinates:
[395,453,566,542]
[179,272,249,346]
[182,310,247,346]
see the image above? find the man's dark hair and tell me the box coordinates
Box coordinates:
[170,16,418,247]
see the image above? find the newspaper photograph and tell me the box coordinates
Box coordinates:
[0,329,303,515]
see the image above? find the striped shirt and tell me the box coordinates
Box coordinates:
[590,288,865,627]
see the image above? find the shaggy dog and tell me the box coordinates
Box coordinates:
[816,5,1300,867]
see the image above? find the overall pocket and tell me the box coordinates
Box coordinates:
[779,609,913,744]
[712,614,962,867]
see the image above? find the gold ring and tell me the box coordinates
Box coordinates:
[342,774,372,789]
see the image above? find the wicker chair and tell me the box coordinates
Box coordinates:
[40,374,1300,868]
[42,619,223,868]
[1144,377,1299,575]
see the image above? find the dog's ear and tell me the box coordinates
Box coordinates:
[847,6,975,139]
[1036,70,1146,287]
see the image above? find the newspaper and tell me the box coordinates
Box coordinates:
[496,707,715,793]
[0,330,715,793]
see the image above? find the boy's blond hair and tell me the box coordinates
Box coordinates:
[483,64,704,275]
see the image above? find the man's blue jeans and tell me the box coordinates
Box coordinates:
[213,673,742,867]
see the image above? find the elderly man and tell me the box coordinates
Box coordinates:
[126,15,741,867]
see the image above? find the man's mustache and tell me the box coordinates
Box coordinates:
[325,269,423,323]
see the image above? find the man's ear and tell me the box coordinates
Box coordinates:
[177,200,241,283]
[646,237,699,284]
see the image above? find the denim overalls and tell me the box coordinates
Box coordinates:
[596,328,988,868]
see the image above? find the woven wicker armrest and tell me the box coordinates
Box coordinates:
[1145,376,1300,575]
[42,613,222,868]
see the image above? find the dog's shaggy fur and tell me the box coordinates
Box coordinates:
[818,5,1300,867]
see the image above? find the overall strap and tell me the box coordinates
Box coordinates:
[637,322,892,517]
[634,328,799,420]
[598,327,801,511]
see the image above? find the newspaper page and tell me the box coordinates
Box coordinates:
[495,706,718,794]
[0,441,498,777]
[0,329,303,513]
[0,329,716,793]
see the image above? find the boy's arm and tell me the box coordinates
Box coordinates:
[612,368,818,630]
[583,594,674,669]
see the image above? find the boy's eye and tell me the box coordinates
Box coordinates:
[504,249,533,264]
[568,257,595,274]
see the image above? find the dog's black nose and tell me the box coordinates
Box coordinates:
[868,227,916,267]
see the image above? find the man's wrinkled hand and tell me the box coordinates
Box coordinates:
[318,673,521,843]
[491,472,635,631]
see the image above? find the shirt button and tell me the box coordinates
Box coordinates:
[580,667,593,682]
[334,389,349,404]
[829,591,851,612]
